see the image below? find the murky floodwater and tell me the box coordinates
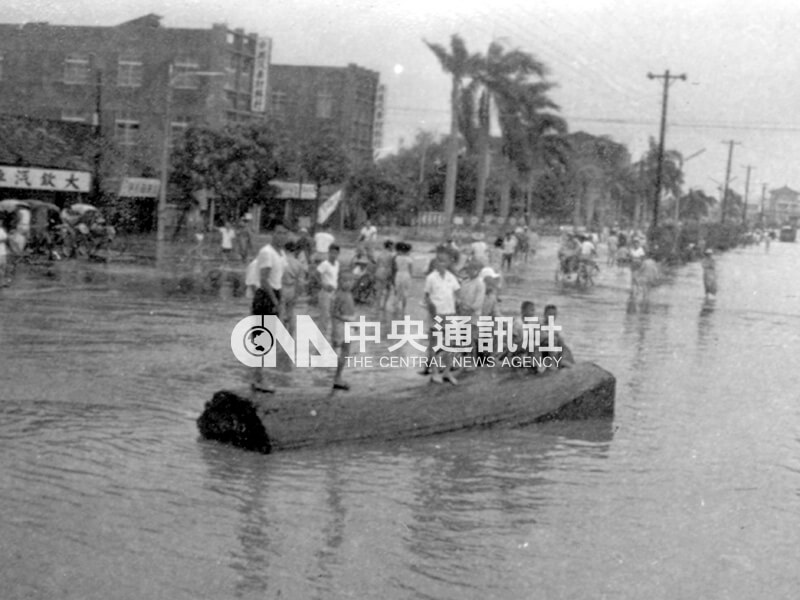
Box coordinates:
[2,239,799,599]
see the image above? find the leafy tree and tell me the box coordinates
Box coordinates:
[298,129,350,231]
[170,121,283,220]
[679,189,716,221]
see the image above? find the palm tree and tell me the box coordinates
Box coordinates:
[467,41,548,221]
[635,137,683,225]
[425,35,480,226]
[496,81,568,222]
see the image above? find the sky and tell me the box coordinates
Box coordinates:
[6,0,800,200]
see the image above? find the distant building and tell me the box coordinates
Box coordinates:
[0,14,270,186]
[767,185,800,224]
[268,63,381,167]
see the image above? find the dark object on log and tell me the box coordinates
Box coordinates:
[197,362,615,454]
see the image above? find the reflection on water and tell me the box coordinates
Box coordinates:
[2,241,800,599]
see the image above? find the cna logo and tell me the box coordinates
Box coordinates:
[231,315,338,368]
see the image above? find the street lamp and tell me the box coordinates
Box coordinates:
[156,64,224,243]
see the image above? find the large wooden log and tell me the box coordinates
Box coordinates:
[197,362,615,454]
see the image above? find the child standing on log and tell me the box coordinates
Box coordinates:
[331,270,356,391]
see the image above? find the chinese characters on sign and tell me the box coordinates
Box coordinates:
[0,165,91,193]
[251,36,271,113]
[119,177,161,198]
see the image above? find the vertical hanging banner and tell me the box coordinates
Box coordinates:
[251,36,271,113]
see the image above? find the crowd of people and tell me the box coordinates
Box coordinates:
[241,219,570,393]
[0,201,116,280]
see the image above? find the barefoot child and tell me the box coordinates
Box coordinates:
[331,270,357,391]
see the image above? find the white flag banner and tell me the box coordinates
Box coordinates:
[317,189,343,224]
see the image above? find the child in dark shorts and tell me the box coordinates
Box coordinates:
[331,271,357,390]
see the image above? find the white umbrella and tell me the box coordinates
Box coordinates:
[70,203,99,214]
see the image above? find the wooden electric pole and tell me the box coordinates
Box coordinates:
[720,140,741,224]
[647,70,686,229]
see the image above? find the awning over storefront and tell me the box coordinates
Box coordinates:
[271,180,317,200]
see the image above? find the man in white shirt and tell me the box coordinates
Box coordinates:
[316,243,340,337]
[251,225,288,393]
[313,224,335,262]
[218,221,236,261]
[469,232,489,265]
[359,219,378,245]
[423,248,461,385]
[579,235,596,259]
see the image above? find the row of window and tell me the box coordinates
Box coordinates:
[270,91,334,119]
[0,53,231,90]
[62,56,208,88]
[61,109,190,146]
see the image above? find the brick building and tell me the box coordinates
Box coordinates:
[268,63,381,167]
[0,14,270,188]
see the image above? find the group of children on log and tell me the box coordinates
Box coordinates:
[419,244,573,386]
[249,227,573,394]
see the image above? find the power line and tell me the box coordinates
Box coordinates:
[387,106,800,133]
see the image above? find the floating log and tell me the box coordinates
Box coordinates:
[197,362,615,454]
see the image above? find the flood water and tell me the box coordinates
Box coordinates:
[2,239,799,599]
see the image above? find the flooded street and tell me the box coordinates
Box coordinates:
[2,239,800,599]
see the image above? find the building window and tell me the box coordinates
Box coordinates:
[117,59,143,88]
[115,117,140,146]
[316,91,333,119]
[61,108,87,123]
[64,54,90,85]
[270,91,287,117]
[173,59,200,89]
[225,53,238,91]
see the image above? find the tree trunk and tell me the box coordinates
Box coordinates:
[443,75,460,226]
[573,180,583,228]
[474,91,490,221]
[499,165,511,222]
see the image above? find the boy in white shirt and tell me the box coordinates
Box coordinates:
[218,221,236,261]
[423,248,461,385]
[251,225,288,393]
[316,243,340,338]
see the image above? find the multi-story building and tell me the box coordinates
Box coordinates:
[268,63,381,167]
[0,13,271,189]
[373,84,386,157]
[767,185,800,225]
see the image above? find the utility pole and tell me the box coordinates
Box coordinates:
[91,63,103,205]
[742,165,753,226]
[760,183,767,226]
[720,140,741,224]
[647,70,686,229]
